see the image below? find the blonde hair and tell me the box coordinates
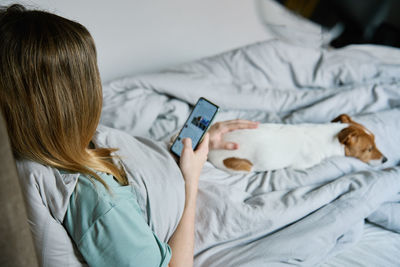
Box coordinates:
[0,4,128,188]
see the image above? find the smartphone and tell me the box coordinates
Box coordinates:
[170,97,219,157]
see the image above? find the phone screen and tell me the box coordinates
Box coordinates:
[170,97,219,157]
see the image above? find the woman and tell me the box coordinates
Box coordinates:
[0,4,258,267]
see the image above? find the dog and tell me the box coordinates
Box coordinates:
[207,114,387,172]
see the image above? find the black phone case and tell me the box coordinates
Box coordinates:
[170,97,219,157]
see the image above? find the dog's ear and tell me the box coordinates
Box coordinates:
[332,114,352,123]
[338,127,358,145]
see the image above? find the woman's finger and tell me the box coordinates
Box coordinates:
[223,120,259,132]
[183,137,192,147]
[223,142,238,150]
[225,119,256,124]
[181,138,193,156]
[225,119,259,126]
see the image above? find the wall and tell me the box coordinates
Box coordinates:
[2,0,270,83]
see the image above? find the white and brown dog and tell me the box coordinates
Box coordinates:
[208,114,387,172]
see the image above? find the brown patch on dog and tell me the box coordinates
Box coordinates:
[223,157,253,172]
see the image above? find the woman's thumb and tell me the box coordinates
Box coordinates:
[182,138,192,150]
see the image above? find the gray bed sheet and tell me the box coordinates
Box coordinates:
[323,223,400,267]
[100,39,400,266]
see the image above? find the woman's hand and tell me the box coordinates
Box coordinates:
[179,133,209,193]
[208,119,259,150]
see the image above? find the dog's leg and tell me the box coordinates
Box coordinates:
[223,157,253,172]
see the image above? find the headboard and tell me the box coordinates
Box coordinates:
[6,0,271,82]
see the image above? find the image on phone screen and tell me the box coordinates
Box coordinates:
[171,98,219,157]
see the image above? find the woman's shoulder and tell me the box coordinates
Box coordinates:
[64,171,142,244]
[71,171,136,209]
[67,173,115,227]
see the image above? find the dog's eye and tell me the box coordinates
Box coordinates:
[368,147,373,152]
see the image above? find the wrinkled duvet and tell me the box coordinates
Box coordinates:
[100,39,400,266]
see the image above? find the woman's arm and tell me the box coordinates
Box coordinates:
[168,134,209,267]
[167,120,257,267]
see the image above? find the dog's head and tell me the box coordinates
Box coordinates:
[332,114,387,165]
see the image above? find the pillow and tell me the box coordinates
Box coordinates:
[256,0,336,48]
[16,160,87,267]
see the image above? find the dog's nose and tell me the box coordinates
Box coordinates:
[382,156,388,163]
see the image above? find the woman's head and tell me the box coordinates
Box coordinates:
[0,4,127,186]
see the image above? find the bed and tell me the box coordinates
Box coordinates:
[98,38,400,266]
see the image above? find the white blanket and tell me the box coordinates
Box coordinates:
[101,39,400,266]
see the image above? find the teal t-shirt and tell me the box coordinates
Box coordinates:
[63,171,171,267]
